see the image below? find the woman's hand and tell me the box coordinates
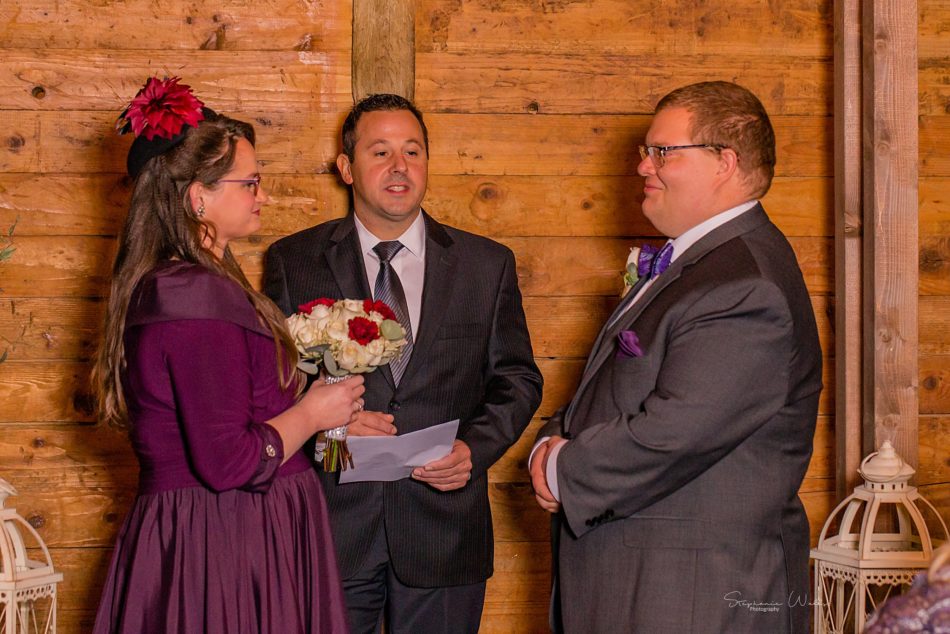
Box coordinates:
[298,375,365,433]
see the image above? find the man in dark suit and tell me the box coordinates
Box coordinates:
[530,81,822,633]
[265,94,543,634]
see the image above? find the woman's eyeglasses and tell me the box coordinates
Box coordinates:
[218,175,262,195]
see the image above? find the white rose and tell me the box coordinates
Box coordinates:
[285,314,307,349]
[364,338,385,365]
[337,340,362,372]
[353,346,374,370]
[286,315,319,351]
[307,312,331,334]
[341,299,363,313]
[310,304,332,320]
[325,319,349,342]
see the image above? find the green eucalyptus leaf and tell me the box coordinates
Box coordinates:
[304,343,329,355]
[296,359,321,375]
[380,319,404,340]
[0,246,15,261]
[323,351,346,376]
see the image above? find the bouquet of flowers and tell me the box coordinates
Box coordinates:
[286,298,408,471]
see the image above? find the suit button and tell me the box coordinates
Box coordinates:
[585,519,594,527]
[389,401,400,412]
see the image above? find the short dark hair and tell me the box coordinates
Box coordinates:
[341,93,429,161]
[656,81,776,198]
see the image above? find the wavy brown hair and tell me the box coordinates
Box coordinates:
[94,113,299,428]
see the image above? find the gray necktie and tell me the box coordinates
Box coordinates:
[373,241,413,384]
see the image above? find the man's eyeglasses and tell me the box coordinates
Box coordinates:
[218,175,262,195]
[638,144,725,168]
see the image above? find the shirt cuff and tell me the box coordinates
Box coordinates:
[528,436,550,472]
[545,438,568,502]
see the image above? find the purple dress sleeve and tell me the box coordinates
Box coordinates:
[158,319,285,493]
[124,261,301,495]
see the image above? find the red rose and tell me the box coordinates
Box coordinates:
[298,297,337,314]
[123,77,206,141]
[348,317,380,345]
[363,299,397,322]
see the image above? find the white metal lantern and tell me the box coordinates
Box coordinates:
[0,478,63,634]
[810,441,949,633]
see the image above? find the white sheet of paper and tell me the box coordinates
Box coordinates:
[338,419,460,483]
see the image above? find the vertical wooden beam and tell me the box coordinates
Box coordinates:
[834,0,865,499]
[861,1,919,466]
[352,0,415,101]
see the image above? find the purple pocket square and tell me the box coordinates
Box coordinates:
[616,329,643,358]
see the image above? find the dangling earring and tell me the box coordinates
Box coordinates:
[196,203,205,217]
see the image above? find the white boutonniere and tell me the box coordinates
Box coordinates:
[621,246,641,297]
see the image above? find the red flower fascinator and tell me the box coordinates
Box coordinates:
[117,76,215,178]
[116,77,205,141]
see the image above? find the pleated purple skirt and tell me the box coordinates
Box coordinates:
[93,469,349,633]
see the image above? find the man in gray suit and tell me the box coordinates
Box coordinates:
[265,94,542,633]
[530,81,822,633]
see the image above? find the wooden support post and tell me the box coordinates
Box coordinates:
[834,0,864,499]
[352,0,415,102]
[860,1,919,466]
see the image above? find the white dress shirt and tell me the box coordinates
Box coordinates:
[537,200,760,501]
[354,212,426,337]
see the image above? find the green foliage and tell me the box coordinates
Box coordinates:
[0,218,17,361]
[0,217,16,262]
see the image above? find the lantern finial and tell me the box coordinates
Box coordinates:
[858,441,914,484]
[0,477,17,508]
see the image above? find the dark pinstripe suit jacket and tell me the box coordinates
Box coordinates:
[264,211,543,587]
[540,206,822,633]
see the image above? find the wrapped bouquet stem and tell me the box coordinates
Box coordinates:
[288,298,407,472]
[317,375,356,471]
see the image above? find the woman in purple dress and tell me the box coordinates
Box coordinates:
[92,77,362,633]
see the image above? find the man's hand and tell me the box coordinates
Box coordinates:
[412,439,473,491]
[530,437,561,513]
[346,411,396,436]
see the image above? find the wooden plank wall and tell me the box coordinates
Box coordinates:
[0,0,912,632]
[0,2,354,631]
[414,1,836,629]
[918,0,950,534]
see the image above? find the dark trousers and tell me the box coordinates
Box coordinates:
[343,522,486,634]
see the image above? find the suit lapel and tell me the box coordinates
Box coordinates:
[402,212,457,384]
[324,215,396,387]
[325,215,372,300]
[564,204,771,432]
[582,274,649,378]
[563,267,686,432]
[562,276,648,431]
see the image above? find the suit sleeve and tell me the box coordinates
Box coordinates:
[557,279,794,537]
[263,244,293,315]
[537,405,567,443]
[460,249,544,478]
